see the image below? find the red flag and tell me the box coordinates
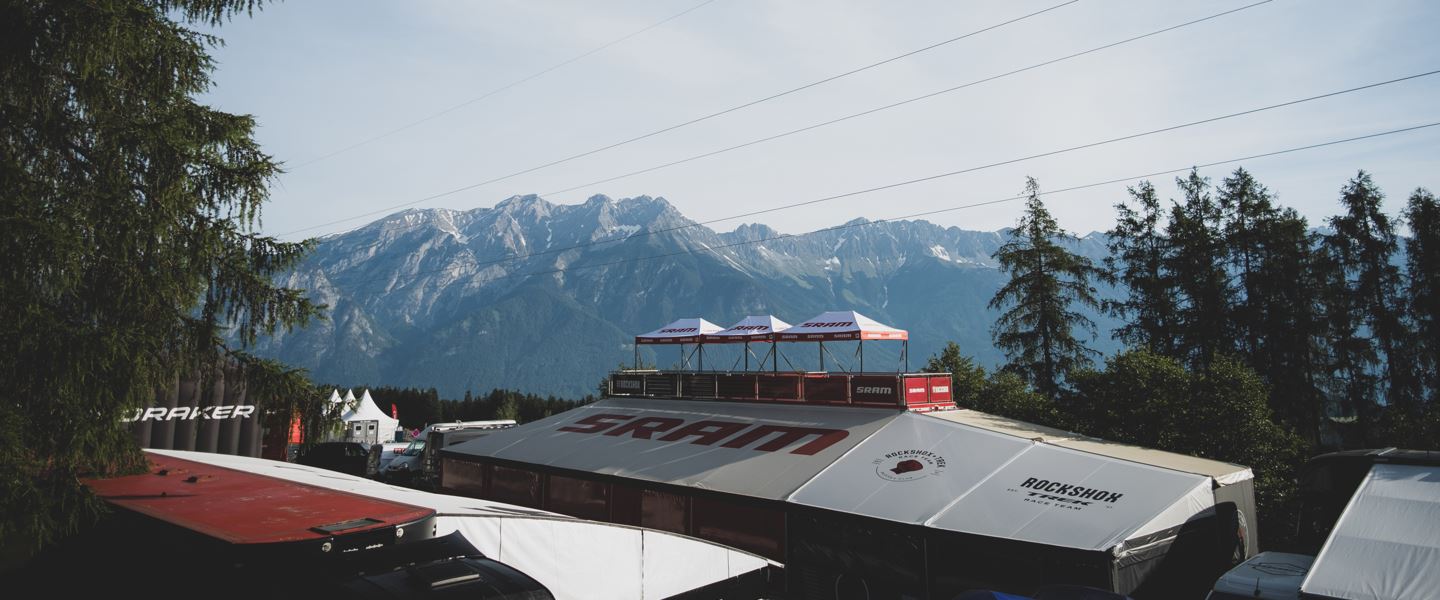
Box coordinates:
[391,403,399,419]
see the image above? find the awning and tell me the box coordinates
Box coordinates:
[775,310,908,341]
[1300,463,1440,600]
[447,397,901,500]
[702,315,792,343]
[635,318,723,345]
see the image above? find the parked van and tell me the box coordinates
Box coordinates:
[1206,551,1313,599]
[383,420,515,485]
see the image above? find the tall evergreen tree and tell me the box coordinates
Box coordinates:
[0,1,322,547]
[1217,169,1327,441]
[1105,180,1179,357]
[989,177,1105,399]
[1404,188,1440,405]
[1165,169,1233,369]
[1324,172,1421,439]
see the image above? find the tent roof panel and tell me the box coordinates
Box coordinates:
[775,310,908,341]
[635,318,724,345]
[788,411,1033,524]
[447,398,901,501]
[926,443,1213,551]
[703,315,792,343]
[930,409,1251,482]
[1301,463,1440,600]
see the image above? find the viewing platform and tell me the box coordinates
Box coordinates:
[606,370,954,412]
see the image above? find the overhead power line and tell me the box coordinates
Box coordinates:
[278,0,1080,236]
[289,0,720,169]
[339,120,1440,291]
[315,68,1440,270]
[541,0,1277,198]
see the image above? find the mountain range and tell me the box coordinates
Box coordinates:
[254,195,1122,398]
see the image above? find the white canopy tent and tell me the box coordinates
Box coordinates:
[148,449,772,600]
[633,317,723,371]
[1300,462,1440,600]
[340,389,401,445]
[702,315,793,371]
[775,310,909,372]
[447,396,1255,595]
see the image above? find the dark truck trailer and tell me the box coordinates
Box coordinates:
[439,392,1257,599]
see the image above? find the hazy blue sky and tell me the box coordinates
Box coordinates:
[198,0,1440,241]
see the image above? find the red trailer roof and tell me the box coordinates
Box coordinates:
[83,451,434,545]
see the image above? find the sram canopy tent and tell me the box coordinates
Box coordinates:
[702,315,793,371]
[1300,462,1440,600]
[634,317,723,371]
[775,310,908,371]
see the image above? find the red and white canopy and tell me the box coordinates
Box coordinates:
[635,318,723,345]
[775,310,908,341]
[703,315,793,343]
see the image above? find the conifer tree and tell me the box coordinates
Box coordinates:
[1324,172,1420,438]
[1403,189,1439,421]
[1105,180,1179,357]
[989,177,1104,399]
[1,1,322,547]
[1165,169,1233,369]
[1217,169,1327,441]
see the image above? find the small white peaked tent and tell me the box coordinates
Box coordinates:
[340,389,401,445]
[1300,462,1440,600]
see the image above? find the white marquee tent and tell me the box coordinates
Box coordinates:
[339,389,401,444]
[1300,462,1440,600]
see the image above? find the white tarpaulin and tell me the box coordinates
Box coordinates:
[703,315,792,343]
[147,450,771,600]
[448,397,901,500]
[1300,463,1440,600]
[790,412,1216,552]
[775,310,908,341]
[634,317,723,345]
[927,443,1214,552]
[789,411,1032,524]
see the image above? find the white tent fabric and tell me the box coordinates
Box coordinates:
[775,310,908,341]
[1300,463,1440,600]
[789,411,1215,552]
[340,389,400,436]
[450,397,901,500]
[147,449,772,600]
[703,315,792,343]
[634,318,723,345]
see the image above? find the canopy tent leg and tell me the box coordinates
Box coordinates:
[698,343,705,372]
[633,345,639,370]
[772,341,779,372]
[819,341,824,372]
[858,341,864,373]
[680,343,687,370]
[744,342,749,371]
[903,340,909,372]
[819,342,849,374]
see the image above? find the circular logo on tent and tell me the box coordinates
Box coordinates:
[873,449,946,482]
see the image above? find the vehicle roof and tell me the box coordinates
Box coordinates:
[1212,551,1313,598]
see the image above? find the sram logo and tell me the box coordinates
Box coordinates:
[557,413,848,456]
[854,386,893,395]
[659,327,698,333]
[800,321,854,328]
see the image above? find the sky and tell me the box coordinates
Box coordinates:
[196,0,1440,241]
